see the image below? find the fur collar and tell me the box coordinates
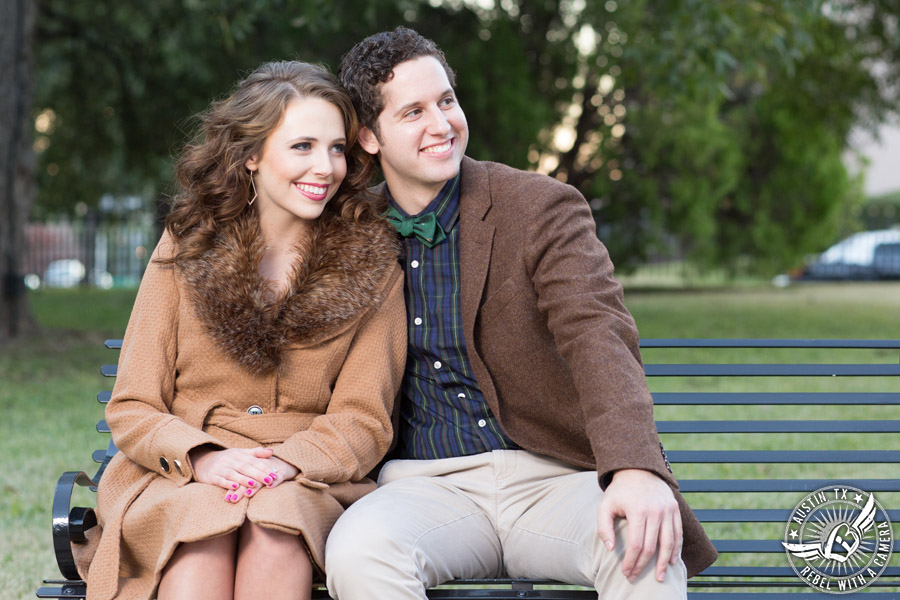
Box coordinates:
[180,212,399,374]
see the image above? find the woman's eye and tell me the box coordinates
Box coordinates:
[293,142,311,151]
[332,143,346,153]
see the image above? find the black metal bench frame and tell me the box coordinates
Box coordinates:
[37,339,900,598]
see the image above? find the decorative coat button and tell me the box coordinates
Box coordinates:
[159,457,171,473]
[248,405,264,415]
[173,459,184,476]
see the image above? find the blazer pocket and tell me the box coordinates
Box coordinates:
[479,277,526,325]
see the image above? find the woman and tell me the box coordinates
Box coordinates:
[82,61,406,600]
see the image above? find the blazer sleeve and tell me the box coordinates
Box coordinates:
[271,265,406,484]
[105,233,223,485]
[524,183,674,489]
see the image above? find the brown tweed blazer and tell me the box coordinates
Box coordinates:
[83,213,406,600]
[452,156,718,577]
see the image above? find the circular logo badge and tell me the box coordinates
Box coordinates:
[783,486,893,594]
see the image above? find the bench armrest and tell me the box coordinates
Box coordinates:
[52,471,98,581]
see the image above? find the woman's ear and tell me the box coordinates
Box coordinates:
[358,126,380,156]
[245,156,259,172]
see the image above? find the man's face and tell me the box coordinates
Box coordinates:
[359,56,469,211]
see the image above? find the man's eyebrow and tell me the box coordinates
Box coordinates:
[393,89,455,118]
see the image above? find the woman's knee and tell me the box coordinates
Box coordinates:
[238,522,308,560]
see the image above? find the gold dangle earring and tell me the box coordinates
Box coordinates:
[248,171,258,207]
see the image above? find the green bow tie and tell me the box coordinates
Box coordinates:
[384,206,447,248]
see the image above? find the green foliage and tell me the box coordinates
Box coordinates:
[31,0,900,274]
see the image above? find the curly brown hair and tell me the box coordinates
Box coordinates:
[164,61,376,265]
[337,26,456,138]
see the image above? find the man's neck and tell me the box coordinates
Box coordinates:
[385,178,449,216]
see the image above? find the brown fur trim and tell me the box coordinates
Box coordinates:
[180,213,400,374]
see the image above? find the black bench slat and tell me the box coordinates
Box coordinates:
[101,345,900,379]
[713,539,900,553]
[696,566,900,578]
[654,392,900,405]
[658,420,900,433]
[641,338,900,349]
[679,479,900,492]
[686,594,899,599]
[668,450,900,463]
[695,509,900,522]
[426,590,592,599]
[647,364,900,377]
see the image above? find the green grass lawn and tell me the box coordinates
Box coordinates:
[2,282,899,598]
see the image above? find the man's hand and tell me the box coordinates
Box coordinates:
[597,468,682,583]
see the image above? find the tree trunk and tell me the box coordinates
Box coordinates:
[0,0,38,342]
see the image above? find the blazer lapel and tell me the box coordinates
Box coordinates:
[458,157,495,344]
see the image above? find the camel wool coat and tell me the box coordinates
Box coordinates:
[82,213,406,600]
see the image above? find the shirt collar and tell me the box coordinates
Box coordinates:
[386,173,461,234]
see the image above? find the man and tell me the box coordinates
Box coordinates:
[326,27,717,599]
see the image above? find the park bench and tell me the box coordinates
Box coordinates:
[37,338,900,599]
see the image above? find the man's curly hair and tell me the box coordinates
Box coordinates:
[338,26,456,138]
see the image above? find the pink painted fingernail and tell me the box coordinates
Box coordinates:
[247,480,255,488]
[232,483,238,489]
[245,489,253,496]
[269,472,277,479]
[264,477,271,484]
[226,494,234,501]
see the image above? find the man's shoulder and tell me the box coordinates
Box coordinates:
[464,157,580,199]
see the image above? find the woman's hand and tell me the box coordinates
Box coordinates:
[189,446,300,502]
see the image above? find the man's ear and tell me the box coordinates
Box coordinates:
[358,126,380,156]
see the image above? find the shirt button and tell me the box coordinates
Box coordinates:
[458,393,466,399]
[434,361,442,369]
[414,317,423,326]
[411,260,420,268]
[478,419,487,428]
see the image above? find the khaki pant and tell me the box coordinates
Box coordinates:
[325,450,687,599]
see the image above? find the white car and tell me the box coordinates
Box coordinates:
[803,229,900,279]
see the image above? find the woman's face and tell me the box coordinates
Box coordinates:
[246,97,348,225]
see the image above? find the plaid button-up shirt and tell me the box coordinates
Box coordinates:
[387,174,519,459]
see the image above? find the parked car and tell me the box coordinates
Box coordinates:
[799,229,900,280]
[872,242,900,279]
[41,259,114,288]
[43,259,85,288]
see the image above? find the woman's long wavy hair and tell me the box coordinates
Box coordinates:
[163,61,375,265]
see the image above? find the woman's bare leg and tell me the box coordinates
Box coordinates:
[234,522,313,600]
[158,532,238,600]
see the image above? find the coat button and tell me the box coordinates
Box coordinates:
[248,405,264,415]
[159,457,171,473]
